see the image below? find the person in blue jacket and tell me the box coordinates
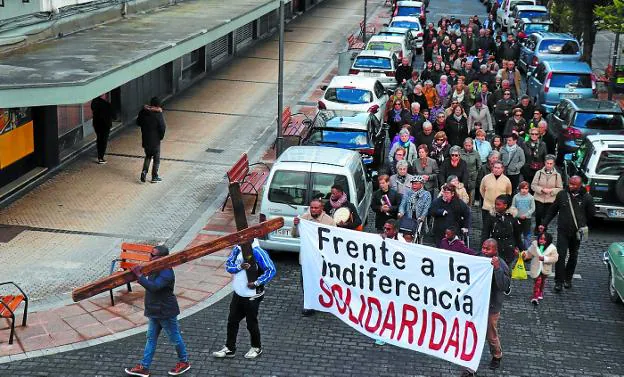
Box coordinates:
[213,241,276,360]
[125,245,190,377]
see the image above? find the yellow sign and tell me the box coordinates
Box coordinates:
[0,108,34,169]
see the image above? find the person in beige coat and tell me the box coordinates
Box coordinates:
[530,155,563,232]
[479,161,512,242]
[522,232,558,305]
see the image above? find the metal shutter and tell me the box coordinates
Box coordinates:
[210,35,229,64]
[235,21,253,47]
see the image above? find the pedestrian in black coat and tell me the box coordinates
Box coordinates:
[371,175,402,231]
[137,97,167,183]
[91,96,113,164]
[439,146,469,184]
[429,184,471,247]
[541,176,596,291]
[483,195,524,266]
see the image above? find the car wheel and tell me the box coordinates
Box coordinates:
[615,175,624,204]
[608,267,621,303]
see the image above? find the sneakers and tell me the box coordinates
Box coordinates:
[531,298,539,306]
[140,171,147,183]
[168,361,191,375]
[125,364,150,377]
[554,283,563,293]
[151,176,162,183]
[244,347,262,359]
[564,280,572,289]
[538,295,544,300]
[212,346,235,358]
[97,158,107,164]
[488,356,502,370]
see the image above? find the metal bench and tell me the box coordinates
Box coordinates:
[347,33,365,50]
[109,243,153,306]
[221,153,270,214]
[281,106,311,145]
[359,19,376,39]
[0,282,28,345]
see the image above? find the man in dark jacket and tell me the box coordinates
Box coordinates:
[499,34,520,62]
[137,97,167,183]
[372,174,402,231]
[395,57,413,86]
[125,246,190,377]
[91,96,113,164]
[461,238,511,376]
[541,176,596,292]
[429,183,471,247]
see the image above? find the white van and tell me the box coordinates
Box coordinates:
[496,0,536,31]
[258,146,373,252]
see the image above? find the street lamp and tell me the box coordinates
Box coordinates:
[276,0,285,157]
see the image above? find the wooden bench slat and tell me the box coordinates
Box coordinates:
[119,261,142,270]
[119,251,152,262]
[121,243,154,252]
[0,295,24,317]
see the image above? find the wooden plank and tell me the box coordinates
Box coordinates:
[71,218,283,302]
[121,243,154,252]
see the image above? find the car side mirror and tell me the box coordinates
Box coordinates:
[383,23,389,27]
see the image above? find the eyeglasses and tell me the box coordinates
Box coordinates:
[383,226,394,231]
[530,132,539,135]
[451,154,460,157]
[436,138,445,141]
[504,93,511,96]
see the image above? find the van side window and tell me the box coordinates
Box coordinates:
[268,170,308,205]
[354,164,366,203]
[311,173,349,201]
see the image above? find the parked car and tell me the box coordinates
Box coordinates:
[350,50,400,90]
[519,32,581,73]
[388,16,424,52]
[377,26,421,52]
[258,146,373,252]
[513,16,553,40]
[393,1,426,25]
[303,110,389,178]
[547,99,624,158]
[496,0,536,31]
[603,242,624,303]
[508,4,548,31]
[563,135,624,220]
[318,76,389,123]
[366,35,413,64]
[527,60,596,114]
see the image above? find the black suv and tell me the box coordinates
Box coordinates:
[547,99,624,163]
[563,135,624,220]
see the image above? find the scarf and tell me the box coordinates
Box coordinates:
[432,140,448,160]
[400,139,411,149]
[392,109,402,122]
[329,192,347,209]
[439,84,448,97]
[503,144,517,166]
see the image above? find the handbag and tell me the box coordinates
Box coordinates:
[567,193,589,241]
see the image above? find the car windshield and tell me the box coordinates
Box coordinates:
[367,41,402,54]
[397,6,421,17]
[595,150,624,175]
[574,112,624,129]
[324,88,373,104]
[307,129,370,148]
[518,10,548,19]
[550,73,591,88]
[524,23,550,34]
[538,39,579,54]
[390,21,421,30]
[267,170,307,205]
[353,56,392,70]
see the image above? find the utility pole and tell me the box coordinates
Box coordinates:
[363,0,368,43]
[276,0,285,157]
[609,31,620,101]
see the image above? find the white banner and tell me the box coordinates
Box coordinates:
[300,220,493,371]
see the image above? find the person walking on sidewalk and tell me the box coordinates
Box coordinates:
[540,175,595,292]
[125,245,190,377]
[213,242,276,359]
[137,97,166,183]
[460,238,511,377]
[91,96,113,164]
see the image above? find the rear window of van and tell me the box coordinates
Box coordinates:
[268,170,350,205]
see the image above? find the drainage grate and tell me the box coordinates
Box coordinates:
[0,225,27,243]
[205,148,225,153]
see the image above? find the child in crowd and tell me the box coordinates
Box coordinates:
[522,232,558,305]
[511,181,535,249]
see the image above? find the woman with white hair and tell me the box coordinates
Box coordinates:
[389,160,414,195]
[436,75,452,107]
[388,128,418,167]
[423,80,439,109]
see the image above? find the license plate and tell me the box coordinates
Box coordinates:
[360,72,379,77]
[608,209,624,218]
[274,228,291,237]
[560,93,582,99]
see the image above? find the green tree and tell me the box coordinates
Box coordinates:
[595,0,624,33]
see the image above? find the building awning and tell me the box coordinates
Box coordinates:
[0,0,288,108]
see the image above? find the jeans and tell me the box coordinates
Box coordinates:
[141,317,188,369]
[142,147,161,178]
[518,218,532,249]
[555,231,581,284]
[226,293,263,352]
